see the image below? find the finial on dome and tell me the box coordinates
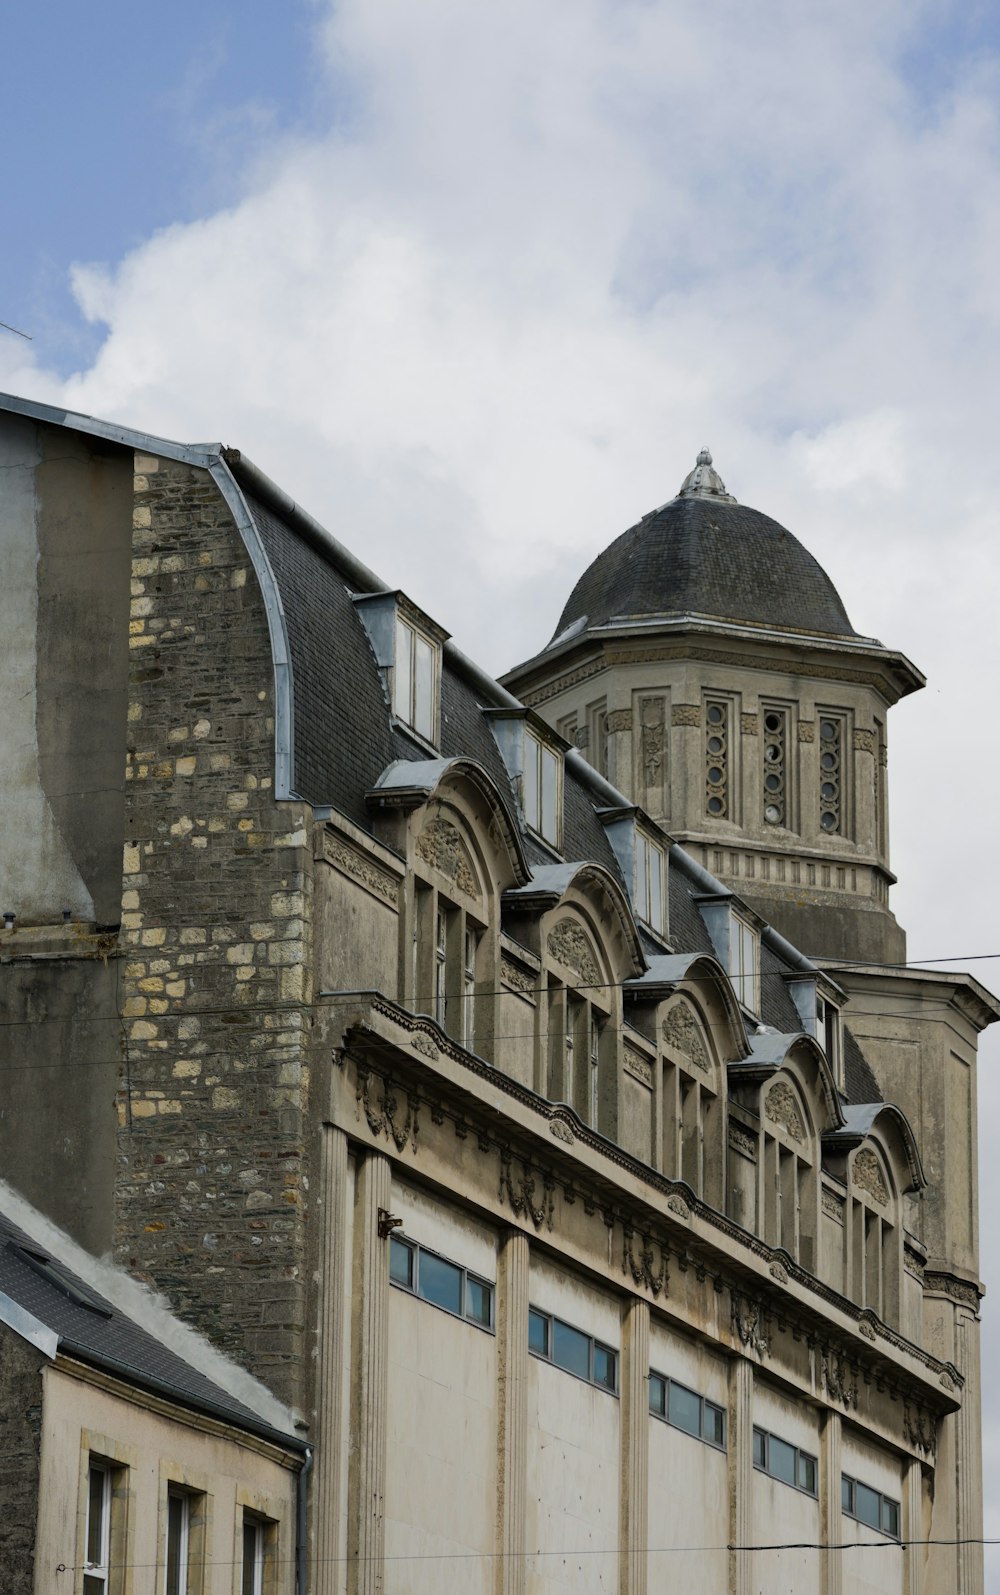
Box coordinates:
[678,446,736,503]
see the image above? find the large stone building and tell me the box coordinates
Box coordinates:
[0,392,994,1595]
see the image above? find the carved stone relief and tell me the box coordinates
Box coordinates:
[903,1403,936,1458]
[411,1032,439,1061]
[547,919,601,986]
[323,832,400,907]
[666,1194,690,1221]
[606,709,631,734]
[662,1003,710,1073]
[822,1188,846,1225]
[852,1147,889,1207]
[671,703,702,727]
[740,712,760,736]
[623,1043,653,1088]
[729,1124,757,1161]
[923,1271,981,1310]
[639,696,666,811]
[765,1081,806,1144]
[415,818,479,897]
[356,1066,420,1154]
[821,1349,858,1408]
[853,729,877,755]
[797,721,816,742]
[500,956,538,1003]
[731,1291,770,1357]
[622,1225,668,1298]
[498,1148,554,1231]
[549,1116,575,1145]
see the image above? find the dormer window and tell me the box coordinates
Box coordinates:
[730,914,759,1012]
[817,992,843,1087]
[634,831,666,936]
[352,591,447,749]
[524,729,561,845]
[394,613,437,742]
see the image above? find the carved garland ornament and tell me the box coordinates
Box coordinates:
[500,955,538,1002]
[672,703,702,727]
[729,1124,757,1161]
[415,819,479,897]
[731,1291,769,1357]
[822,1188,846,1225]
[821,1349,858,1409]
[903,1403,936,1457]
[356,1066,420,1154]
[498,1148,554,1231]
[546,920,601,986]
[606,709,632,734]
[852,1147,889,1207]
[622,1225,668,1298]
[662,1003,710,1073]
[765,1082,806,1144]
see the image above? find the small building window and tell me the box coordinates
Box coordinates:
[528,1306,617,1393]
[393,613,437,743]
[730,915,759,1012]
[842,1474,900,1539]
[84,1462,113,1595]
[165,1489,197,1595]
[523,729,561,844]
[753,1426,817,1496]
[389,1234,494,1330]
[816,993,842,1087]
[634,831,666,936]
[648,1372,726,1449]
[241,1513,276,1595]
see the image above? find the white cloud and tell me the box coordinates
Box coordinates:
[6,0,1000,1537]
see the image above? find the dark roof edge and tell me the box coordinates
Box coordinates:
[57,1338,307,1456]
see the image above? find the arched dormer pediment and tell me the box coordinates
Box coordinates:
[660,996,716,1080]
[503,861,645,983]
[369,756,529,892]
[733,1030,843,1133]
[626,951,750,1063]
[763,1072,815,1150]
[824,1103,924,1196]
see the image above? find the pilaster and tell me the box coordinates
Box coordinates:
[729,1356,754,1595]
[495,1229,530,1595]
[313,1126,350,1595]
[348,1151,391,1595]
[956,1309,983,1595]
[619,1297,650,1595]
[903,1457,923,1595]
[820,1408,843,1595]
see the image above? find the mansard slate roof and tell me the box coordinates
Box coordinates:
[0,1203,302,1449]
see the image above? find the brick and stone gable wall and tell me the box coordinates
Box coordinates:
[0,1329,45,1595]
[119,453,313,1406]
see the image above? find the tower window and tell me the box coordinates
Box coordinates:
[762,706,788,827]
[705,699,730,818]
[819,715,844,834]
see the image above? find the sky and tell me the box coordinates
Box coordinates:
[3,0,1000,1551]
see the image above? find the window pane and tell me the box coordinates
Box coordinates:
[552,1318,590,1380]
[243,1521,261,1595]
[84,1579,104,1595]
[882,1498,900,1538]
[753,1428,766,1468]
[465,1276,493,1328]
[524,734,539,828]
[413,632,434,740]
[668,1381,702,1437]
[389,1235,413,1288]
[541,747,558,841]
[593,1344,617,1391]
[769,1436,797,1486]
[704,1402,726,1448]
[856,1482,882,1529]
[648,847,663,932]
[798,1453,817,1495]
[87,1465,107,1565]
[842,1475,854,1513]
[528,1308,549,1356]
[394,617,412,720]
[635,836,649,923]
[418,1251,463,1315]
[166,1494,187,1595]
[648,1373,666,1417]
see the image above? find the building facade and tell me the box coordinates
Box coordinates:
[0,395,994,1594]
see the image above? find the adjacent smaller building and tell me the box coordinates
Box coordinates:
[0,1181,306,1595]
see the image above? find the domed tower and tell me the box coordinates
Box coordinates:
[502,449,924,963]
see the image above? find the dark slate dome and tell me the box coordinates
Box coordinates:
[551,449,858,644]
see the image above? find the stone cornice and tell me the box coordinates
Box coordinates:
[322,991,963,1417]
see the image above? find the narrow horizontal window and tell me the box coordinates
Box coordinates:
[388,1234,494,1330]
[842,1472,900,1539]
[529,1305,617,1393]
[753,1426,818,1497]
